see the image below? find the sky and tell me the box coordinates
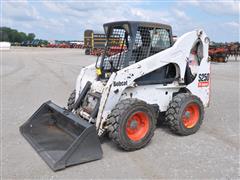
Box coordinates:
[1,0,239,42]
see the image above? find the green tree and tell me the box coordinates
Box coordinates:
[10,29,18,42]
[18,32,27,43]
[0,27,34,43]
[0,28,9,41]
[27,33,35,41]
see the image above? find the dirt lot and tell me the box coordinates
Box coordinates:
[1,47,239,179]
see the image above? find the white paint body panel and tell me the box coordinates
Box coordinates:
[121,84,185,111]
[75,64,97,101]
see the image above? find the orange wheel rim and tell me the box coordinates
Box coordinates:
[182,103,200,128]
[126,111,150,141]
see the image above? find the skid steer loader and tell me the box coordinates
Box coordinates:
[20,21,210,171]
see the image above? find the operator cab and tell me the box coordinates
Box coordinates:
[96,21,173,79]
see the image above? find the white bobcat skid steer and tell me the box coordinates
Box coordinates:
[20,21,210,171]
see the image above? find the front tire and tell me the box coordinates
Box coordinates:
[165,93,204,136]
[108,99,157,151]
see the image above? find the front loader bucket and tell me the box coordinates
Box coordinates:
[20,101,103,171]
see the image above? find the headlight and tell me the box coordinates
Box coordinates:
[96,68,102,75]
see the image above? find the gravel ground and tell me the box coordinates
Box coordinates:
[1,47,239,179]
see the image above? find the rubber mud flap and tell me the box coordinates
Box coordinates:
[19,101,103,171]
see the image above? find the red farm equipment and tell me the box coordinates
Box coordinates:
[209,45,228,62]
[209,42,240,63]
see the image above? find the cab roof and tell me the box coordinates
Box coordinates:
[103,21,172,30]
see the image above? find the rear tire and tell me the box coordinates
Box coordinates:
[108,99,157,151]
[165,93,204,136]
[67,90,76,111]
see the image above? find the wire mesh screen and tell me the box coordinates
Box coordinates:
[130,27,171,64]
[130,27,153,64]
[102,25,171,72]
[102,28,128,71]
[150,28,171,54]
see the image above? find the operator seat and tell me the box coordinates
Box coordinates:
[135,28,151,62]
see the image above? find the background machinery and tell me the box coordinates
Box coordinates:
[226,42,240,61]
[209,42,240,62]
[84,29,106,55]
[209,42,228,62]
[84,29,124,56]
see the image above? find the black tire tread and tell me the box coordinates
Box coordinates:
[108,98,156,151]
[165,93,204,135]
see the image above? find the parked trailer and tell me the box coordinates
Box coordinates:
[84,30,106,55]
[84,29,123,56]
